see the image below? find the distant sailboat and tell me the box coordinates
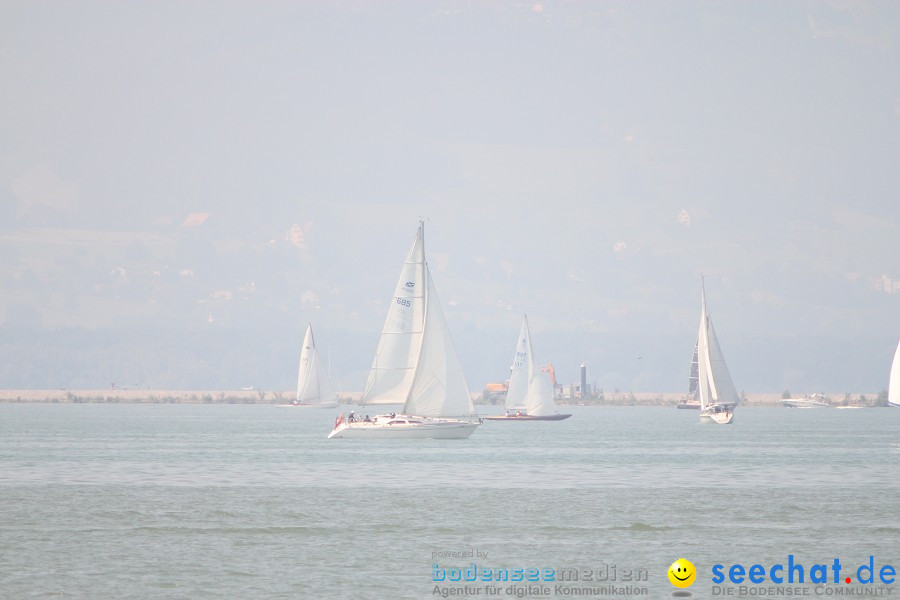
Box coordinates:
[696,280,738,425]
[483,315,571,421]
[293,324,339,408]
[328,222,480,439]
[677,340,702,409]
[889,339,900,408]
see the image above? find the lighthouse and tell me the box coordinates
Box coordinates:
[580,363,587,399]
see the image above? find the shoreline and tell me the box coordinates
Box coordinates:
[0,390,884,407]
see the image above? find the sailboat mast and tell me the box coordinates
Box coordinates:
[700,274,707,317]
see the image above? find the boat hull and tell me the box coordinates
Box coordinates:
[482,414,571,421]
[700,404,735,424]
[328,418,480,439]
[780,394,830,408]
[700,413,733,424]
[284,402,340,408]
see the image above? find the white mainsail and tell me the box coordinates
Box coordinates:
[697,284,740,409]
[889,339,900,408]
[296,324,338,407]
[361,227,426,405]
[504,316,533,410]
[361,223,476,418]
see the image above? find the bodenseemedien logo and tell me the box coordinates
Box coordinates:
[668,558,697,588]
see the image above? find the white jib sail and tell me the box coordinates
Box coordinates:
[705,318,740,405]
[403,268,477,418]
[525,368,558,416]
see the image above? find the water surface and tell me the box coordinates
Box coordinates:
[1,404,897,598]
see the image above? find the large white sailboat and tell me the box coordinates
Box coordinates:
[696,280,738,425]
[484,315,571,421]
[328,222,480,439]
[292,323,339,408]
[889,339,900,408]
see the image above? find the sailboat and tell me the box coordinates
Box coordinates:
[292,323,339,408]
[328,222,480,439]
[676,340,702,409]
[483,315,571,421]
[889,339,900,408]
[696,280,738,424]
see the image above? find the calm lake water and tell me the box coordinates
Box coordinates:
[1,403,898,599]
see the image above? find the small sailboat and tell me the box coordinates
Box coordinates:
[483,315,571,421]
[676,341,702,409]
[328,222,480,439]
[889,339,900,408]
[292,324,339,408]
[696,280,738,425]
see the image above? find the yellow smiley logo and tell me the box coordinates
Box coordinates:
[668,558,696,588]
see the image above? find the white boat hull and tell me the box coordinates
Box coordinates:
[287,402,340,408]
[328,416,480,439]
[700,404,734,424]
[780,394,830,408]
[482,414,571,421]
[700,413,733,424]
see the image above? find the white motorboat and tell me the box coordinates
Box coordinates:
[780,394,831,408]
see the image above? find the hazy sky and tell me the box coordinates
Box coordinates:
[1,1,898,394]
